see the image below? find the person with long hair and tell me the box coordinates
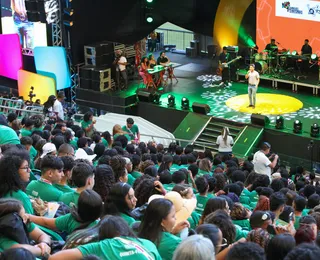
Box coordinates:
[49,215,161,259]
[112,124,130,143]
[138,198,190,260]
[158,154,173,174]
[199,197,230,225]
[216,127,234,155]
[0,150,34,214]
[0,198,51,257]
[198,158,213,177]
[148,53,157,69]
[139,56,150,84]
[104,182,137,225]
[28,189,102,235]
[93,164,115,203]
[43,95,56,118]
[81,111,96,138]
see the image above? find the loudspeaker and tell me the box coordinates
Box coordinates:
[192,102,211,115]
[251,114,270,127]
[137,90,153,103]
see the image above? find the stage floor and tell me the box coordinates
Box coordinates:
[122,52,320,137]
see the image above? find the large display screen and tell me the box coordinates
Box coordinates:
[257,0,320,55]
[1,0,47,48]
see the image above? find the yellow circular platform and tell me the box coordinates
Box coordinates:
[225,94,303,115]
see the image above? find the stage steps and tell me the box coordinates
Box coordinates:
[193,118,244,152]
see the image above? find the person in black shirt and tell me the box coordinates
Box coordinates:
[218,46,231,87]
[157,51,170,65]
[301,39,312,55]
[265,39,278,54]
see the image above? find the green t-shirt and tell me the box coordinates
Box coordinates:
[55,213,98,235]
[0,222,36,251]
[53,183,74,194]
[20,128,33,137]
[127,174,136,186]
[195,193,214,214]
[235,224,249,241]
[114,133,131,142]
[0,125,20,145]
[102,138,109,147]
[120,213,136,226]
[187,211,202,230]
[29,146,37,170]
[122,125,139,141]
[170,164,181,174]
[4,190,34,214]
[32,126,44,132]
[131,171,142,179]
[294,215,302,229]
[163,183,175,192]
[26,180,63,202]
[197,169,212,177]
[81,120,95,137]
[59,191,80,208]
[70,137,78,149]
[78,236,161,260]
[302,208,310,216]
[232,219,251,231]
[158,232,181,260]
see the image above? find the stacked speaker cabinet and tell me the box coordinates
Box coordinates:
[84,42,114,67]
[79,65,111,92]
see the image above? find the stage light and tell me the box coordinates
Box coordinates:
[275,116,284,129]
[146,14,153,23]
[291,51,297,55]
[63,21,73,27]
[311,54,317,60]
[64,8,74,16]
[167,94,175,107]
[146,0,153,2]
[293,120,303,134]
[152,92,161,105]
[181,97,190,110]
[311,123,320,137]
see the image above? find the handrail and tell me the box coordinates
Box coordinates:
[156,28,194,34]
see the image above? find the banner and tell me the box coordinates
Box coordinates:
[44,0,59,24]
[276,0,320,22]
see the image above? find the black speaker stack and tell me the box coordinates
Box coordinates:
[79,65,111,92]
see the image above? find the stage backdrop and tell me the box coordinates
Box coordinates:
[257,0,320,55]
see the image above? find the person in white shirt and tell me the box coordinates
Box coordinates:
[216,127,234,155]
[53,91,65,121]
[253,142,279,181]
[117,50,128,90]
[245,64,260,108]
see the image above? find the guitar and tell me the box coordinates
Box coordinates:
[217,56,242,75]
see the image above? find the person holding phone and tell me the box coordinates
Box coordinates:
[245,64,260,109]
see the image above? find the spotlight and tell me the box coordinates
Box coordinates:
[145,13,153,23]
[311,54,318,60]
[311,123,320,137]
[146,0,153,2]
[64,8,74,16]
[63,20,73,27]
[293,120,303,134]
[167,94,175,107]
[181,97,190,110]
[152,92,161,105]
[291,50,297,55]
[275,116,284,129]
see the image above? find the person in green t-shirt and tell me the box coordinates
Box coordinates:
[0,150,34,214]
[199,197,230,225]
[122,117,140,142]
[113,124,131,144]
[59,162,95,207]
[26,155,64,202]
[293,195,306,229]
[0,198,51,257]
[49,216,161,260]
[20,118,34,137]
[81,111,96,138]
[195,176,214,214]
[53,155,75,194]
[20,136,36,169]
[138,198,190,260]
[101,131,111,148]
[170,155,182,174]
[28,189,102,235]
[0,125,20,145]
[197,158,213,177]
[104,183,138,226]
[230,202,252,230]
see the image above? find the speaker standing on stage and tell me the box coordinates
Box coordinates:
[219,46,231,87]
[117,51,128,90]
[245,64,260,109]
[301,39,312,55]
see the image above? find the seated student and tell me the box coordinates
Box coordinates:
[26,155,64,202]
[158,155,173,174]
[226,242,266,260]
[230,202,252,230]
[93,164,115,203]
[293,195,306,229]
[20,136,36,170]
[170,155,182,173]
[49,215,161,260]
[93,143,105,166]
[130,154,142,179]
[164,170,186,192]
[101,131,111,147]
[53,156,75,193]
[57,143,75,157]
[0,150,34,214]
[198,158,213,177]
[270,192,287,226]
[28,190,102,236]
[138,198,189,260]
[0,198,51,257]
[20,118,34,137]
[104,182,138,226]
[59,162,95,207]
[110,155,129,183]
[250,210,273,231]
[195,176,214,214]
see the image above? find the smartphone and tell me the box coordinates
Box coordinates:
[289,212,294,222]
[267,224,276,235]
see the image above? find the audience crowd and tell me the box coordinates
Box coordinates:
[0,109,320,260]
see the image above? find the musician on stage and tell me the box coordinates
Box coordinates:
[245,64,260,109]
[265,39,278,54]
[301,39,312,55]
[219,46,231,87]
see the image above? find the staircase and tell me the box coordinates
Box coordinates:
[193,118,244,152]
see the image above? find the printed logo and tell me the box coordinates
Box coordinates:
[307,4,320,16]
[282,1,303,14]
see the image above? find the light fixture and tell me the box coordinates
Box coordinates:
[146,0,153,2]
[64,8,74,16]
[152,92,161,105]
[311,123,319,137]
[168,94,175,107]
[63,20,73,27]
[181,97,190,110]
[145,13,153,23]
[291,50,297,55]
[311,54,317,60]
[275,116,284,129]
[293,120,303,134]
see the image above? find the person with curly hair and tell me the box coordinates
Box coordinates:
[93,164,115,203]
[0,149,33,214]
[214,173,227,193]
[30,114,44,132]
[140,159,155,174]
[109,155,128,183]
[199,197,230,225]
[226,241,266,260]
[246,228,271,249]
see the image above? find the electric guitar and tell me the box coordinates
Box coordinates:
[217,56,242,75]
